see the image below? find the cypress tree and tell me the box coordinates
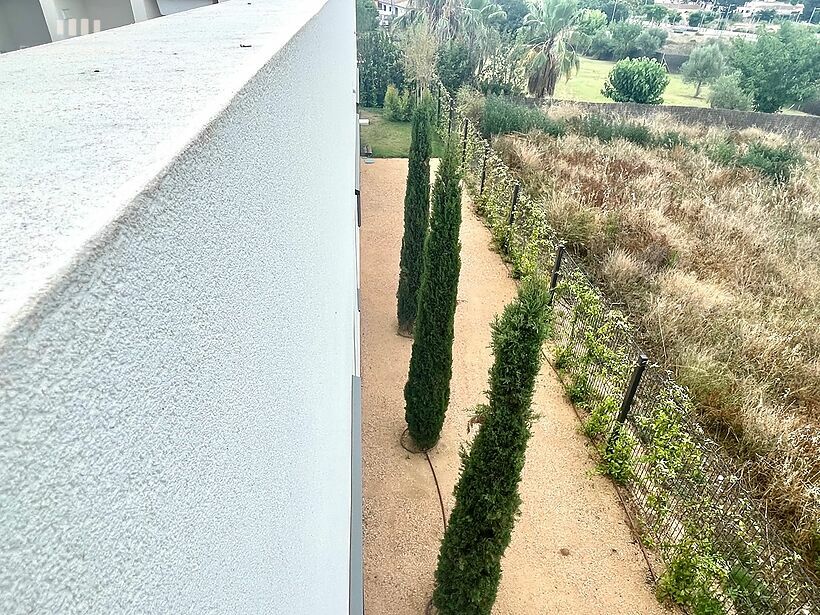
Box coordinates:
[433,278,551,615]
[396,97,433,335]
[404,146,463,450]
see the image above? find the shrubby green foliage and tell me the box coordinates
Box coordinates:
[480,95,566,137]
[706,138,803,181]
[396,98,433,334]
[738,143,803,182]
[383,84,414,121]
[433,279,551,614]
[437,41,476,93]
[728,23,820,113]
[602,57,669,104]
[708,73,753,111]
[404,146,463,450]
[589,21,667,60]
[355,0,379,32]
[358,31,404,107]
[688,10,716,27]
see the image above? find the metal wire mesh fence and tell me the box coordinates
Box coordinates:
[433,82,819,614]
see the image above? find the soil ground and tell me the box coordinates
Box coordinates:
[360,158,672,614]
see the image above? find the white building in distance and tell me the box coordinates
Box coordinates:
[736,0,804,18]
[375,0,408,25]
[0,0,220,53]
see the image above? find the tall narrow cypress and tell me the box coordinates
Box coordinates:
[433,279,551,615]
[396,97,433,335]
[404,146,463,450]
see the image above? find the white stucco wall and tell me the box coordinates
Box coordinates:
[0,0,358,612]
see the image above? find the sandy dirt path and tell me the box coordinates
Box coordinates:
[361,158,670,615]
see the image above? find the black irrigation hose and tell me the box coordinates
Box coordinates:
[401,428,447,532]
[425,451,448,533]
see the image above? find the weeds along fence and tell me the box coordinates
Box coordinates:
[432,81,819,615]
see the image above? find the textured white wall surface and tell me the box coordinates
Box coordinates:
[0,0,358,612]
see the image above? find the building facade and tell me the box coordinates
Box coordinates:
[0,0,362,612]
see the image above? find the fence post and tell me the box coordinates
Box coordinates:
[448,99,454,136]
[461,118,469,164]
[606,354,649,451]
[479,147,487,195]
[547,245,565,305]
[508,183,520,226]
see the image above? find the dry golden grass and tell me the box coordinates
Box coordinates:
[496,114,820,571]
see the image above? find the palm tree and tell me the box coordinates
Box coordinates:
[520,0,581,99]
[461,0,507,74]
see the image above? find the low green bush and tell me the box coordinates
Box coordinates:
[481,95,566,138]
[738,143,803,182]
[383,84,413,122]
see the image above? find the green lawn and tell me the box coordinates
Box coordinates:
[553,57,710,107]
[360,108,446,158]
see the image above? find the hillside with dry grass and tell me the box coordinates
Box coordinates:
[492,108,820,572]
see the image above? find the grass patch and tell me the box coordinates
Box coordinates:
[360,107,446,158]
[554,58,711,107]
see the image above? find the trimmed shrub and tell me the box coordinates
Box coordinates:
[404,146,463,450]
[602,57,670,104]
[708,73,753,111]
[384,84,413,121]
[396,99,433,333]
[433,278,551,614]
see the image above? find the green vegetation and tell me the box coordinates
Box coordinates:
[602,57,670,104]
[404,147,463,450]
[520,0,582,99]
[357,31,404,107]
[681,43,725,98]
[359,108,445,158]
[355,0,378,32]
[707,72,752,111]
[396,100,433,334]
[553,57,711,107]
[728,23,820,113]
[657,535,727,615]
[433,279,551,614]
[383,84,414,121]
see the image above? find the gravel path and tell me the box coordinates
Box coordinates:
[361,158,672,614]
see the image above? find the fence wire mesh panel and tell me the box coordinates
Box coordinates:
[435,79,820,614]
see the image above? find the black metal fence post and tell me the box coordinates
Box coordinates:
[508,183,520,226]
[461,118,469,164]
[479,147,487,195]
[448,100,454,136]
[607,354,649,451]
[548,245,565,305]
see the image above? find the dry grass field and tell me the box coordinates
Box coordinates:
[493,108,820,571]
